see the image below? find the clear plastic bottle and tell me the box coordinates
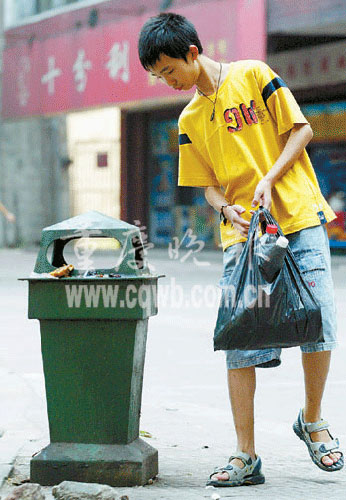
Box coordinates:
[261,224,278,245]
[258,224,289,283]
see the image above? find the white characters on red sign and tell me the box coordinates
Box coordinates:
[17,56,31,107]
[41,56,62,95]
[73,49,92,93]
[105,41,129,83]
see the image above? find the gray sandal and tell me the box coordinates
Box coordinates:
[293,408,344,472]
[206,451,265,487]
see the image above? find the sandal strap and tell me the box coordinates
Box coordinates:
[305,419,329,433]
[309,438,340,455]
[295,409,344,471]
[228,451,253,466]
[209,463,236,479]
[220,464,234,472]
[210,454,258,480]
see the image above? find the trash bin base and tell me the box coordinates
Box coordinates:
[30,438,158,487]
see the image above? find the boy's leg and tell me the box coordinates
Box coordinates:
[289,225,340,466]
[211,366,256,481]
[302,350,341,465]
[228,366,256,460]
[213,243,280,482]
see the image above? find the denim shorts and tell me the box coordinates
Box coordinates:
[220,224,337,370]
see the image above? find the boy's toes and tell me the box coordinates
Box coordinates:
[211,471,230,482]
[330,452,342,463]
[321,455,333,466]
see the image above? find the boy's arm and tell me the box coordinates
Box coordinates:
[205,122,312,236]
[204,186,250,238]
[251,123,313,210]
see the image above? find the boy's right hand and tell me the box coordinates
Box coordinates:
[224,205,250,238]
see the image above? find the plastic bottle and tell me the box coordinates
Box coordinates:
[258,224,289,283]
[261,224,278,245]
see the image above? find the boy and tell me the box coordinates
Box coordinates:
[138,12,343,486]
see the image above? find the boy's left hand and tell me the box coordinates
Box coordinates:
[251,178,272,211]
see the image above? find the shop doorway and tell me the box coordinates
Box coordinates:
[67,108,121,219]
[121,106,220,249]
[148,116,219,248]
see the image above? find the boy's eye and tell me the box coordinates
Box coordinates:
[168,69,174,74]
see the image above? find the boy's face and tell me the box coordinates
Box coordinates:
[149,46,198,91]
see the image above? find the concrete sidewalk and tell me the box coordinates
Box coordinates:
[0,247,346,499]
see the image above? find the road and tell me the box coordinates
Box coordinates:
[0,246,345,499]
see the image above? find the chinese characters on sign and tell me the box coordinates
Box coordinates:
[106,42,130,83]
[17,56,30,107]
[39,43,130,99]
[73,49,92,93]
[3,0,265,118]
[205,38,228,61]
[10,35,133,112]
[268,40,346,90]
[41,56,62,95]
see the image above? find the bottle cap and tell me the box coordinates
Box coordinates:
[276,235,289,248]
[266,224,278,234]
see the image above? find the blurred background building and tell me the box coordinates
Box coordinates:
[0,0,346,249]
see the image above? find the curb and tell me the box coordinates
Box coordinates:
[0,432,26,487]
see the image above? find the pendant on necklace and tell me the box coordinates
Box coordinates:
[210,109,215,121]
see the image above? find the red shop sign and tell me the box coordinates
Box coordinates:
[2,0,266,119]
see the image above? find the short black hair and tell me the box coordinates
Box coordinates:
[138,12,203,71]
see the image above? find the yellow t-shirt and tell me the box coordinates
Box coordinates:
[178,59,335,250]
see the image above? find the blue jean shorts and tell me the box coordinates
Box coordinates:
[220,224,337,370]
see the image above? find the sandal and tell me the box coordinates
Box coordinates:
[206,451,265,487]
[293,408,344,472]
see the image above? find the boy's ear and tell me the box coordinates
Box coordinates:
[188,45,199,60]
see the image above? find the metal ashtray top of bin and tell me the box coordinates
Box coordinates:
[23,211,161,320]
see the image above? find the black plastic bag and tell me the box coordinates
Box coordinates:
[214,207,323,350]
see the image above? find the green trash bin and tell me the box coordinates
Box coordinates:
[21,211,161,486]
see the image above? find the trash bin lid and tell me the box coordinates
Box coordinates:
[33,211,151,276]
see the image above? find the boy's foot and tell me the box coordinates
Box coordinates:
[207,452,265,487]
[309,428,342,466]
[293,409,344,471]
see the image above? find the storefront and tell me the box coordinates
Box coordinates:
[268,40,346,249]
[303,103,346,249]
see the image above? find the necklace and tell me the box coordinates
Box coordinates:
[197,62,222,121]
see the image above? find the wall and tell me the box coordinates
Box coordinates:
[0,115,70,246]
[0,4,71,247]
